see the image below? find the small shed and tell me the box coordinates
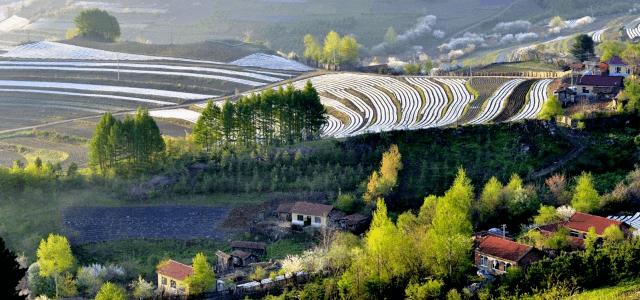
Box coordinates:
[230,250,260,267]
[215,250,232,272]
[232,241,267,257]
[291,202,334,227]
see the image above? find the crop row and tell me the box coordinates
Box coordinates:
[509,79,553,121]
[493,79,536,123]
[468,79,524,125]
[458,77,510,124]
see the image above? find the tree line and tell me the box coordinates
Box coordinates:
[303,31,360,65]
[89,108,165,173]
[193,81,327,149]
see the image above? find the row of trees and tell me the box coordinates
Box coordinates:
[89,108,165,173]
[193,82,327,149]
[303,31,360,65]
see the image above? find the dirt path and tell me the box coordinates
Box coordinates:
[528,126,588,180]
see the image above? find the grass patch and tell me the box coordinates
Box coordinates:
[0,142,69,164]
[0,130,88,146]
[266,232,318,259]
[567,277,640,300]
[325,107,350,126]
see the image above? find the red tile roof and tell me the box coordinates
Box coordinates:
[476,236,534,263]
[291,202,333,217]
[565,212,625,235]
[157,260,193,281]
[577,75,624,87]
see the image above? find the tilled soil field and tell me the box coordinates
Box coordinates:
[63,206,232,243]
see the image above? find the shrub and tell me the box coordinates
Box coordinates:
[74,9,120,42]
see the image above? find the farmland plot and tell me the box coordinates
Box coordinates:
[468,79,524,124]
[404,77,448,128]
[433,78,474,127]
[492,79,536,122]
[147,109,202,124]
[458,77,510,124]
[509,79,553,121]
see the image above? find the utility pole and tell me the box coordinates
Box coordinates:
[501,224,507,239]
[170,20,173,45]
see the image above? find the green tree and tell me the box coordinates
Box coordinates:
[602,224,624,246]
[363,144,402,204]
[405,279,444,299]
[533,205,561,225]
[424,60,434,73]
[571,172,600,213]
[598,40,627,62]
[404,63,421,75]
[249,266,266,281]
[94,282,125,300]
[384,27,397,44]
[549,15,564,28]
[544,226,571,251]
[221,99,236,142]
[621,44,640,74]
[0,236,26,299]
[324,31,341,64]
[303,34,323,62]
[74,8,120,42]
[183,253,216,295]
[129,275,154,298]
[427,168,474,283]
[37,234,75,299]
[338,35,360,65]
[570,34,595,62]
[624,75,640,112]
[538,95,563,120]
[193,99,222,150]
[584,226,598,252]
[88,112,118,171]
[478,176,502,222]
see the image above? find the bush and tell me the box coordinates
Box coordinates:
[403,63,421,75]
[538,95,563,120]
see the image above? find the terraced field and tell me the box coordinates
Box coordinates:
[458,77,510,124]
[0,41,310,139]
[223,73,553,138]
[493,79,536,123]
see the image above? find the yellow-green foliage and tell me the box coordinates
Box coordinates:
[538,95,563,120]
[465,80,480,99]
[566,278,640,300]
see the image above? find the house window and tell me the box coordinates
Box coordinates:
[492,260,500,270]
[570,230,580,238]
[297,214,303,221]
[480,255,488,267]
[627,69,631,74]
[161,277,167,285]
[505,263,512,271]
[616,66,622,73]
[582,87,589,93]
[170,280,176,288]
[315,216,321,223]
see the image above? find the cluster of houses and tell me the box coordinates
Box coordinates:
[556,56,633,104]
[157,201,368,295]
[474,212,631,277]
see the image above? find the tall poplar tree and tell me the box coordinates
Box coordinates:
[89,112,118,170]
[193,100,222,150]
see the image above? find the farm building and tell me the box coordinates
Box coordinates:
[291,202,334,227]
[230,250,260,267]
[475,235,542,276]
[576,75,624,96]
[157,259,194,295]
[276,203,294,221]
[537,212,632,249]
[606,56,633,77]
[232,241,267,256]
[215,250,232,272]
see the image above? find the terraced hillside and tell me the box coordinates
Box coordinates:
[197,73,552,138]
[0,41,310,135]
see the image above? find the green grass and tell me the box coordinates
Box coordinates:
[266,232,317,259]
[0,142,69,164]
[568,278,640,300]
[0,131,88,145]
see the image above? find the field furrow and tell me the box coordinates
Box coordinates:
[468,79,524,124]
[509,79,553,121]
[492,79,537,123]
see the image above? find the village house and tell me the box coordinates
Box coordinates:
[291,202,334,227]
[606,56,632,77]
[475,235,542,276]
[275,203,294,221]
[576,75,624,96]
[215,250,232,272]
[537,212,632,249]
[232,241,267,257]
[157,259,194,295]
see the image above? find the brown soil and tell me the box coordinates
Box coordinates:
[218,203,269,230]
